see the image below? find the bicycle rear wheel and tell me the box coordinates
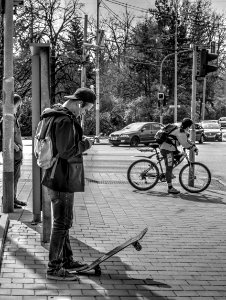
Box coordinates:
[127,159,159,191]
[179,162,211,193]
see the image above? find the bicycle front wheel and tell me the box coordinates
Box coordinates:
[127,159,159,191]
[179,162,211,193]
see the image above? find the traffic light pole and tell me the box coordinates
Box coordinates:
[159,49,191,123]
[201,77,206,121]
[159,53,175,123]
[190,45,197,170]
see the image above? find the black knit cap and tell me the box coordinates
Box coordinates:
[181,118,193,129]
[64,87,96,103]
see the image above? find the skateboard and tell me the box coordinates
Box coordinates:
[72,227,148,275]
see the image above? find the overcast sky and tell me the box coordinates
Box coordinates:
[80,0,226,19]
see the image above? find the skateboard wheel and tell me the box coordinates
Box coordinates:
[94,265,101,276]
[132,241,142,251]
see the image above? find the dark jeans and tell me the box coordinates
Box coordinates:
[14,159,22,201]
[47,188,74,272]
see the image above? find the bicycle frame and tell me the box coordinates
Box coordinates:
[137,146,191,174]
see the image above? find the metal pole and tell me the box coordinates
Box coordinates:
[81,15,88,129]
[160,53,174,124]
[188,45,197,187]
[174,4,178,123]
[95,0,100,140]
[2,0,14,213]
[160,50,191,124]
[201,77,206,121]
[190,46,197,164]
[31,52,41,222]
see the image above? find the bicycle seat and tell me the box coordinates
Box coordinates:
[149,143,159,149]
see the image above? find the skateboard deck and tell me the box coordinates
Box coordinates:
[72,227,148,275]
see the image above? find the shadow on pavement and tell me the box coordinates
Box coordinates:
[69,236,172,299]
[133,189,226,205]
[2,217,172,299]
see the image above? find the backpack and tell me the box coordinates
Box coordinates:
[155,124,178,145]
[34,116,58,172]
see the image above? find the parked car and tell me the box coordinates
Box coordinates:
[109,122,164,147]
[222,128,226,142]
[218,117,226,129]
[174,122,205,143]
[201,122,222,141]
[200,120,218,123]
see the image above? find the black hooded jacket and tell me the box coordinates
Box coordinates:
[41,106,91,192]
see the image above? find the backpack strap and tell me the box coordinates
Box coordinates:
[166,127,178,147]
[45,117,55,137]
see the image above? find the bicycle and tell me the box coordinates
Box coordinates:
[127,143,211,193]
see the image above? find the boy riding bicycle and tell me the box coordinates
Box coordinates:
[160,118,198,194]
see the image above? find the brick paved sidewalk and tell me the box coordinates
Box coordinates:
[0,146,226,299]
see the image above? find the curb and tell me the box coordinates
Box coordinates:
[0,213,9,264]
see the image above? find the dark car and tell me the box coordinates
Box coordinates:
[109,122,164,147]
[201,122,222,141]
[174,122,205,143]
[218,117,226,129]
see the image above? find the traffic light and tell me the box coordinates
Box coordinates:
[199,49,218,77]
[0,0,24,14]
[0,0,5,14]
[158,92,164,101]
[157,93,167,107]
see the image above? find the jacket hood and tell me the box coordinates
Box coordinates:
[41,106,75,119]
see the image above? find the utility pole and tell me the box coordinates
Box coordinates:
[2,0,14,213]
[95,0,100,140]
[81,14,88,129]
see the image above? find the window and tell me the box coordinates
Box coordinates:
[152,123,161,131]
[142,124,151,131]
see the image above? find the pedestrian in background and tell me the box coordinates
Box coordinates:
[41,87,96,280]
[13,94,27,209]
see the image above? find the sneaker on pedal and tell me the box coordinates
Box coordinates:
[46,267,79,281]
[168,187,180,194]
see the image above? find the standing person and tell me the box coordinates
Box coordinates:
[41,87,96,281]
[160,118,198,194]
[13,94,27,209]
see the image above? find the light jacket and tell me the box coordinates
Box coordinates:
[160,127,194,152]
[41,106,91,192]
